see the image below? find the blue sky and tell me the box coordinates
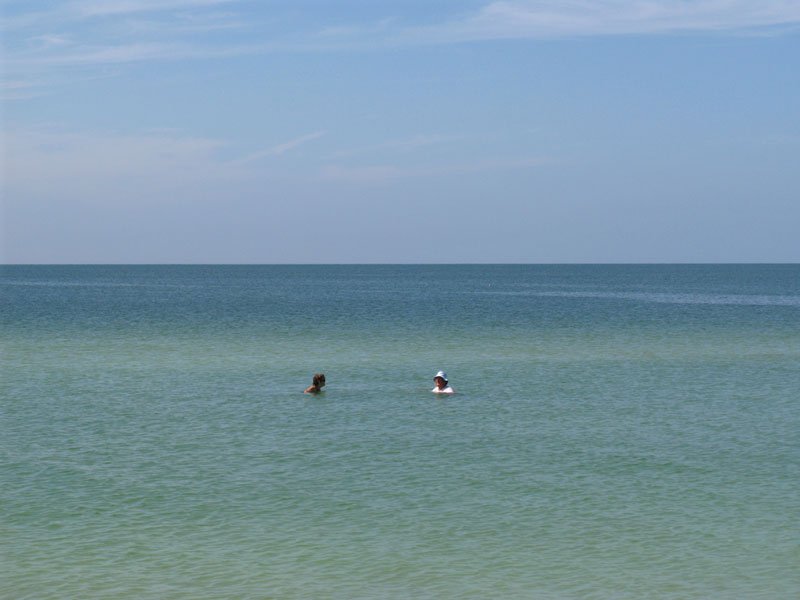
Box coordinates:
[3,0,799,263]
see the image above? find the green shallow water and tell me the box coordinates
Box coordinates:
[2,265,799,598]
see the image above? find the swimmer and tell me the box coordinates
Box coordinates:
[432,371,454,394]
[305,373,326,394]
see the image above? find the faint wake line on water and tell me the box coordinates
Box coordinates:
[474,290,800,307]
[0,281,184,289]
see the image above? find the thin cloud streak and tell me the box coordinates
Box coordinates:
[5,128,228,186]
[330,134,458,160]
[71,0,238,18]
[2,0,255,74]
[231,131,328,165]
[8,41,265,68]
[0,0,236,32]
[5,1,800,83]
[117,12,249,36]
[1,70,121,100]
[269,130,328,155]
[2,127,266,208]
[401,1,800,43]
[321,156,549,184]
[0,79,48,100]
[5,126,544,196]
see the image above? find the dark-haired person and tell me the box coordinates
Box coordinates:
[305,373,326,394]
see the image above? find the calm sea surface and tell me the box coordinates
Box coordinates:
[2,265,799,599]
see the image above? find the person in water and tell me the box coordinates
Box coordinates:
[305,373,326,394]
[432,371,454,394]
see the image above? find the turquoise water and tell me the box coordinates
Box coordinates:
[2,265,799,599]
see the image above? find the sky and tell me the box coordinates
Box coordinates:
[2,0,799,263]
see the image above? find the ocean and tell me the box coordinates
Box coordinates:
[2,265,799,599]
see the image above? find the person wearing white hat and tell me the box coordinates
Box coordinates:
[432,371,454,394]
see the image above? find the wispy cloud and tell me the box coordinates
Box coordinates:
[0,69,121,100]
[0,0,235,33]
[5,124,543,195]
[4,127,230,194]
[9,41,263,68]
[0,79,48,100]
[28,33,73,48]
[70,0,238,18]
[300,1,800,48]
[5,1,800,96]
[317,17,396,39]
[331,134,457,160]
[403,1,800,42]
[116,12,248,36]
[231,131,328,165]
[321,156,548,184]
[2,0,257,81]
[268,130,328,155]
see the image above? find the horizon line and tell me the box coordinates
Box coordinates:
[2,262,798,267]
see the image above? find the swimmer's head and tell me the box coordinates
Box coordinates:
[313,373,326,387]
[434,371,448,385]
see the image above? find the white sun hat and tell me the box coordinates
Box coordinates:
[434,371,448,382]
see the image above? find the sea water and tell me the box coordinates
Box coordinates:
[2,265,799,599]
